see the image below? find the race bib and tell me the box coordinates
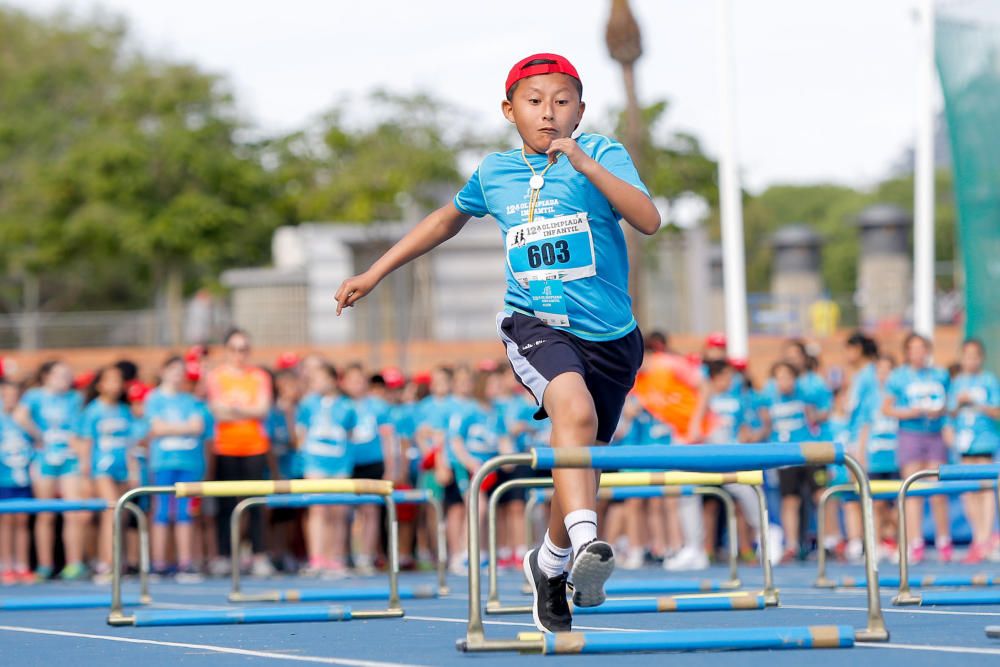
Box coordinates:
[506,212,596,288]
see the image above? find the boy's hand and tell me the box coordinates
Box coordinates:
[546,137,594,173]
[335,271,380,315]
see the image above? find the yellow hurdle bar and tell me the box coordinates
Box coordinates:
[600,471,764,488]
[174,478,394,498]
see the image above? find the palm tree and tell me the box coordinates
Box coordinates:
[605,0,647,322]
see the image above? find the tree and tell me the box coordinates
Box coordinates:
[265,91,467,224]
[0,8,282,344]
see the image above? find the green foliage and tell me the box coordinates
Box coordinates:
[0,7,280,311]
[717,170,955,295]
[265,91,466,224]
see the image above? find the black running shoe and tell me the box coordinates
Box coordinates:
[522,548,572,634]
[568,540,614,608]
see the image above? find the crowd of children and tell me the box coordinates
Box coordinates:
[1,328,999,586]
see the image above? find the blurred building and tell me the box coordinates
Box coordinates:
[221,221,505,346]
[855,204,912,329]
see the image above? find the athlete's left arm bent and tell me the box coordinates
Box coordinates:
[547,138,660,235]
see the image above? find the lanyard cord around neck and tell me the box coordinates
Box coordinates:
[521,148,557,223]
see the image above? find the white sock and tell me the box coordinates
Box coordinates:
[564,509,598,556]
[537,531,572,578]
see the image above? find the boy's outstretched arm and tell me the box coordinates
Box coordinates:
[546,137,661,236]
[335,202,471,315]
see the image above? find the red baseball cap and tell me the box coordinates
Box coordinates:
[127,380,152,404]
[275,352,300,371]
[505,53,581,97]
[730,357,749,372]
[704,332,728,349]
[382,367,406,390]
[412,371,432,386]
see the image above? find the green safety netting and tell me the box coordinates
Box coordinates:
[937,13,1000,370]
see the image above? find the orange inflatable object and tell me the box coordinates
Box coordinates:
[632,352,712,442]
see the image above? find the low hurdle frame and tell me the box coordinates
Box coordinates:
[228,488,447,602]
[457,443,888,655]
[486,471,774,615]
[0,498,150,610]
[108,478,402,627]
[894,463,1000,607]
[815,478,1000,588]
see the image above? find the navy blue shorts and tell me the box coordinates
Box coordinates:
[497,311,643,444]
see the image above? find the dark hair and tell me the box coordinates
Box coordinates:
[115,359,138,383]
[319,362,338,381]
[342,362,364,376]
[370,373,386,388]
[771,360,800,379]
[645,330,668,351]
[783,338,816,371]
[506,59,583,102]
[36,359,61,385]
[162,355,184,368]
[705,359,732,380]
[963,338,986,357]
[223,327,249,345]
[903,331,931,353]
[847,331,879,359]
[432,365,454,380]
[86,365,127,405]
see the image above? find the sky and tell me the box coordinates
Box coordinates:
[9,0,990,192]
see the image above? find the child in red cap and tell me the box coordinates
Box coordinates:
[335,53,659,633]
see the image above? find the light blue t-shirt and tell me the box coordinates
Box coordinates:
[885,365,949,434]
[296,394,357,466]
[267,406,300,479]
[454,133,649,341]
[144,389,206,474]
[0,412,32,488]
[415,395,460,435]
[759,386,813,444]
[949,371,1000,456]
[77,400,134,476]
[846,363,877,441]
[707,387,749,444]
[449,402,506,464]
[351,396,392,466]
[503,394,541,453]
[19,388,83,464]
[861,385,899,473]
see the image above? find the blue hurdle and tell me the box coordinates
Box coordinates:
[893,464,1000,606]
[228,489,447,602]
[0,498,151,608]
[107,478,405,626]
[0,594,142,610]
[570,592,767,615]
[815,479,999,588]
[457,443,888,655]
[487,476,762,615]
[517,625,855,654]
[130,604,355,627]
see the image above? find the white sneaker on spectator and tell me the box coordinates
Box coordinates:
[621,548,645,571]
[208,557,231,577]
[663,547,709,572]
[354,555,377,577]
[251,555,276,578]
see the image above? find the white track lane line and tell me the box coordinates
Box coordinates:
[0,625,426,667]
[783,603,1000,617]
[857,643,1000,656]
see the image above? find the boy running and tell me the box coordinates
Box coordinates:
[335,53,659,633]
